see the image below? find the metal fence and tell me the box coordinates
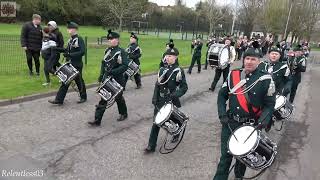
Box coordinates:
[0,35,90,75]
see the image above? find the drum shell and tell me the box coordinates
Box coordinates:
[125,61,139,77]
[96,77,123,102]
[273,96,293,120]
[55,63,79,84]
[228,127,277,170]
[155,104,189,135]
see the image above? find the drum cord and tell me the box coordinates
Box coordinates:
[159,125,187,154]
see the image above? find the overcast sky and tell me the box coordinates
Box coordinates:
[148,0,234,8]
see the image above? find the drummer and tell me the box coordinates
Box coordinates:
[144,48,188,154]
[213,48,275,180]
[124,32,142,89]
[88,29,129,127]
[48,21,87,105]
[159,39,179,68]
[259,46,291,96]
[209,37,236,92]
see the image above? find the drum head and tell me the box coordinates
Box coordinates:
[228,125,258,156]
[154,103,173,125]
[275,95,286,110]
[219,47,230,66]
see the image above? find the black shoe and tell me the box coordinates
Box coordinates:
[209,87,215,92]
[88,120,101,127]
[117,114,128,121]
[136,85,142,89]
[203,67,207,70]
[77,98,87,104]
[29,71,34,76]
[48,99,63,105]
[187,71,191,74]
[144,146,155,154]
[36,72,40,76]
[198,71,201,73]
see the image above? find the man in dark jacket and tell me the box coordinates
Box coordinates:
[20,14,43,76]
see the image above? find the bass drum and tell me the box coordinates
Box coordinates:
[218,47,230,69]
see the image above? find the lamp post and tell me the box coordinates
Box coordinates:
[284,0,294,40]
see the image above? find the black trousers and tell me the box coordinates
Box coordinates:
[94,92,128,122]
[25,49,40,73]
[210,65,230,89]
[43,58,51,83]
[124,72,141,88]
[289,81,300,103]
[204,51,209,69]
[188,55,201,73]
[55,66,87,103]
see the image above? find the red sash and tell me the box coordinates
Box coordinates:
[232,70,262,117]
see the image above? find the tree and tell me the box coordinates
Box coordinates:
[203,0,225,35]
[238,0,264,37]
[97,0,147,31]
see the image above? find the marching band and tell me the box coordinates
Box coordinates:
[47,21,309,180]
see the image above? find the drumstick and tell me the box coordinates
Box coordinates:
[243,112,270,144]
[228,123,239,142]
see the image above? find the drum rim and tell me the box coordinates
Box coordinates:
[228,125,260,157]
[154,103,173,125]
[96,76,112,92]
[55,62,71,74]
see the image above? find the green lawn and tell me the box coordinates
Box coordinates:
[0,23,207,100]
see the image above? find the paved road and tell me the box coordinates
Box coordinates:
[0,53,319,180]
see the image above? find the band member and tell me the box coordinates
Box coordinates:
[187,36,203,74]
[88,30,129,126]
[259,47,291,95]
[48,21,87,105]
[204,36,216,70]
[213,48,275,180]
[287,45,306,103]
[209,38,236,92]
[160,39,179,68]
[144,48,188,154]
[124,32,142,89]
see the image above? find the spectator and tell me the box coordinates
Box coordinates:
[20,14,43,76]
[47,21,64,71]
[41,26,57,86]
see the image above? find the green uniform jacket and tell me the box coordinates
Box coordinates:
[259,61,292,94]
[191,42,203,57]
[127,43,141,65]
[218,68,275,124]
[66,34,86,68]
[98,46,129,86]
[152,64,188,108]
[288,56,306,83]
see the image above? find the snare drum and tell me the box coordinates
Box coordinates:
[154,103,189,135]
[96,77,123,108]
[55,63,79,84]
[125,60,139,77]
[228,125,277,170]
[273,95,293,120]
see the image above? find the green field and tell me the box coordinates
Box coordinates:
[0,23,207,100]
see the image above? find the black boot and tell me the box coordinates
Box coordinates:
[77,98,87,104]
[88,119,101,127]
[209,87,215,92]
[136,84,142,89]
[48,99,63,105]
[144,146,155,154]
[117,114,128,121]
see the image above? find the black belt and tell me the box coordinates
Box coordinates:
[228,114,255,124]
